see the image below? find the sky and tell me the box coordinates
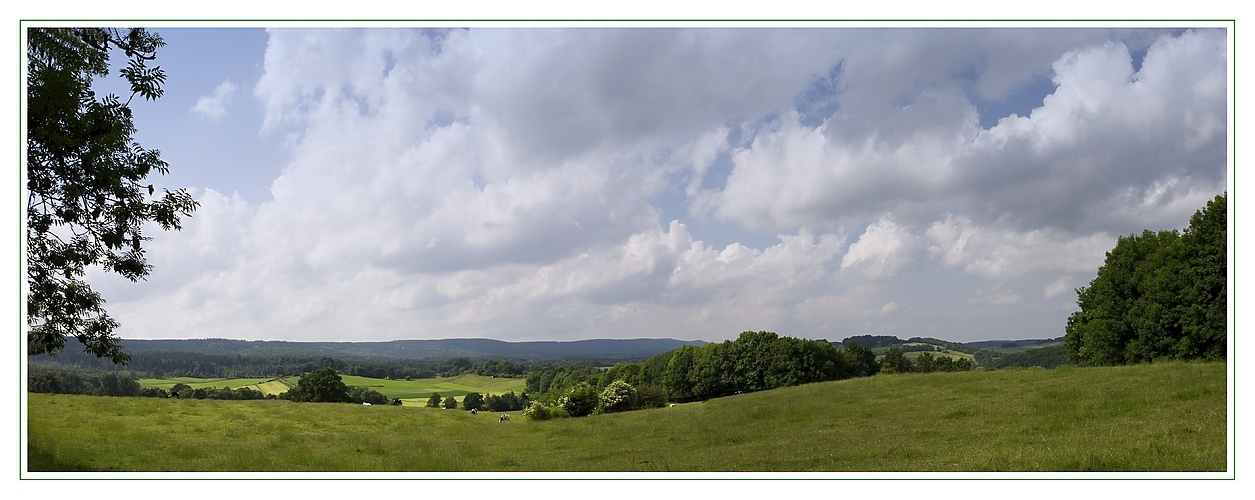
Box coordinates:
[78,27,1230,344]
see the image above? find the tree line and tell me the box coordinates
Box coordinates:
[26,366,272,399]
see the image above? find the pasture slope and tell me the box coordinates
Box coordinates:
[28,361,1225,472]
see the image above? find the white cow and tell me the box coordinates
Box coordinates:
[499,414,511,422]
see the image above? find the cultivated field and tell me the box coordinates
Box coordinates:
[138,374,527,402]
[29,361,1226,472]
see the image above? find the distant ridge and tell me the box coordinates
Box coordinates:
[111,338,708,361]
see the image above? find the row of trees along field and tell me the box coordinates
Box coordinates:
[26,366,270,400]
[524,332,917,412]
[1066,193,1227,365]
[422,391,528,411]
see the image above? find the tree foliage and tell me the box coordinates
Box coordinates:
[662,331,866,402]
[26,28,198,364]
[426,393,442,408]
[442,396,458,409]
[879,347,912,374]
[347,386,388,405]
[462,392,485,411]
[1066,194,1227,365]
[485,391,526,412]
[283,367,349,403]
[562,383,599,417]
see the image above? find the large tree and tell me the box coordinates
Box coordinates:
[26,28,198,364]
[284,368,349,403]
[1065,193,1227,365]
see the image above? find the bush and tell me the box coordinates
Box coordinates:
[634,385,668,409]
[139,387,169,398]
[426,393,442,408]
[443,396,458,409]
[563,383,598,417]
[522,401,569,421]
[347,386,388,405]
[598,380,637,414]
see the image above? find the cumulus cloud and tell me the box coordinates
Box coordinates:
[190,80,239,120]
[1044,276,1073,299]
[840,219,918,279]
[968,284,1024,306]
[88,28,1227,343]
[924,214,1112,278]
[706,29,1225,236]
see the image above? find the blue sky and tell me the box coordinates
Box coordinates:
[77,27,1230,343]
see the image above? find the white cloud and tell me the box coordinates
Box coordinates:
[190,80,239,120]
[925,214,1112,278]
[85,28,1226,344]
[968,284,1024,306]
[1044,276,1073,299]
[840,219,917,279]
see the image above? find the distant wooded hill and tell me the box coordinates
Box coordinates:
[108,337,708,360]
[28,337,712,379]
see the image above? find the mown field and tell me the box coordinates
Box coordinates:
[137,374,527,402]
[29,362,1226,472]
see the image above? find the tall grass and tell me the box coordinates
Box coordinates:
[28,361,1225,472]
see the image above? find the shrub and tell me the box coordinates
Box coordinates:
[443,396,458,409]
[563,383,598,417]
[634,384,668,409]
[347,386,388,405]
[598,380,637,414]
[523,401,569,421]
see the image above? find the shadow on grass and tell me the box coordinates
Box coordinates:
[28,442,100,472]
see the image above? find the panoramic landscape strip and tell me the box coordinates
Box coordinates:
[23,24,1231,475]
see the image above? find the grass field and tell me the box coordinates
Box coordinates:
[137,374,527,402]
[29,361,1226,472]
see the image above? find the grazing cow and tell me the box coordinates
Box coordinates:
[363,402,371,406]
[392,398,403,406]
[471,408,478,415]
[669,403,675,407]
[499,414,510,422]
[170,392,179,399]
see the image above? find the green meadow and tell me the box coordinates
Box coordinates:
[138,373,526,403]
[29,361,1226,472]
